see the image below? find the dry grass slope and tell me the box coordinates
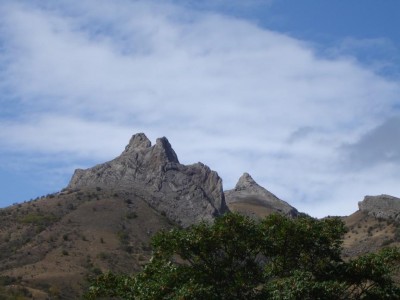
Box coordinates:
[342,210,400,257]
[0,187,174,299]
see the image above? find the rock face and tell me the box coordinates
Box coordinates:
[358,195,400,221]
[67,133,228,227]
[224,173,298,217]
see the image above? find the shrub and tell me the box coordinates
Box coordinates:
[126,212,138,219]
[18,213,58,227]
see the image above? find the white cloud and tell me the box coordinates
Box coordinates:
[0,115,134,159]
[0,0,399,216]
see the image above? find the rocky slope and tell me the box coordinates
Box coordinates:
[358,194,400,221]
[342,209,400,257]
[225,173,298,218]
[67,133,228,227]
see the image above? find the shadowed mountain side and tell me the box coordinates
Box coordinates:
[67,133,228,227]
[225,173,298,218]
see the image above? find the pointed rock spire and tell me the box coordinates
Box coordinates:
[235,172,257,190]
[124,133,151,152]
[155,137,179,163]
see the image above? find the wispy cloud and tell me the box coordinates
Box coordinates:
[0,0,399,216]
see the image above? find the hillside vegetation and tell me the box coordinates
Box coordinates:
[86,213,400,299]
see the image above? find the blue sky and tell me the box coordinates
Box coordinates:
[1,0,400,217]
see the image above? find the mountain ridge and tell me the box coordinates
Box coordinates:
[0,132,399,299]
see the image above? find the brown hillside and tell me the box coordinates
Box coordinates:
[0,188,174,299]
[342,210,400,257]
[2,188,400,298]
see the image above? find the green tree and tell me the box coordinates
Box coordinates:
[86,213,400,299]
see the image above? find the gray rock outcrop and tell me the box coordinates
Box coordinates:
[67,133,228,227]
[224,173,298,217]
[358,194,400,221]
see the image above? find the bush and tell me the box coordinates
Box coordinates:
[117,231,129,245]
[18,213,58,227]
[0,275,17,286]
[126,212,138,219]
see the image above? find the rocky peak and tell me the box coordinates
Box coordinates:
[124,133,151,152]
[155,137,179,163]
[225,173,298,217]
[358,194,400,221]
[67,133,227,227]
[235,173,257,190]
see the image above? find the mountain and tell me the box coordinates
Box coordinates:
[225,173,298,218]
[0,133,399,299]
[0,133,228,299]
[67,133,228,227]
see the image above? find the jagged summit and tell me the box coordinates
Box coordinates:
[67,133,227,227]
[124,133,152,151]
[225,173,298,217]
[122,133,179,163]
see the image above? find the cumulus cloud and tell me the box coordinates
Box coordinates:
[0,0,399,216]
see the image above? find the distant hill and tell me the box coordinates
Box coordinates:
[0,133,399,299]
[342,195,400,257]
[225,172,298,218]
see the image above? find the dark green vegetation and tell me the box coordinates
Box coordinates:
[86,213,400,299]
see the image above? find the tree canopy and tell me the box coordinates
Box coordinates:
[86,213,400,299]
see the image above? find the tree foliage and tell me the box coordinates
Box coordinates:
[86,213,400,299]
